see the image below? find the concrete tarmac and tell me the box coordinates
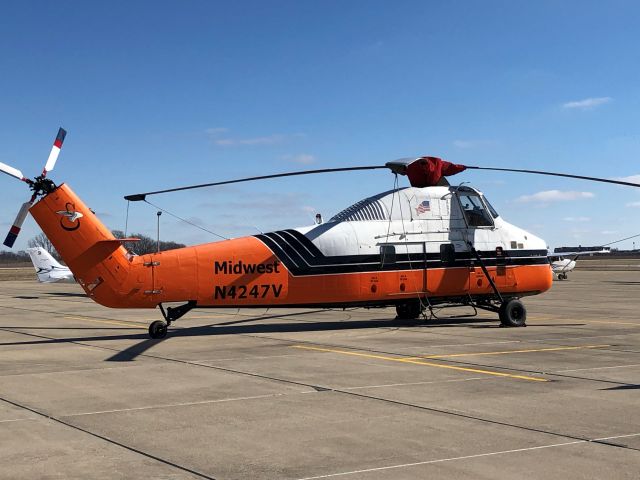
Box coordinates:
[1,270,639,479]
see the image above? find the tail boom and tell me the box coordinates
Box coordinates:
[29,184,157,307]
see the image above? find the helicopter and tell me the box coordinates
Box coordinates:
[2,128,640,339]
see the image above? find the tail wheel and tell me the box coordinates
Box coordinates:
[149,320,168,339]
[395,300,423,320]
[499,298,527,327]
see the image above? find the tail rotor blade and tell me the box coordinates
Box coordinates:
[42,127,67,176]
[0,161,26,181]
[3,201,32,248]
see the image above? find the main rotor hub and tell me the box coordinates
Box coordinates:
[385,157,467,187]
[28,175,57,198]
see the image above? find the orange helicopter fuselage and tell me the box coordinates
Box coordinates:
[30,184,553,310]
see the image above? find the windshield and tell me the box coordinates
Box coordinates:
[483,197,499,218]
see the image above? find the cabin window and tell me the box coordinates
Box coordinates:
[458,193,494,227]
[380,245,396,266]
[440,244,456,266]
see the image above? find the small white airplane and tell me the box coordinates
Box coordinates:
[548,250,608,280]
[26,247,75,283]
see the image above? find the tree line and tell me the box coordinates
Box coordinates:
[0,231,186,265]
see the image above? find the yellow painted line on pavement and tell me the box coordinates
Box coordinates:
[589,320,640,327]
[64,316,147,329]
[292,345,548,382]
[527,315,640,327]
[188,313,230,319]
[416,344,610,359]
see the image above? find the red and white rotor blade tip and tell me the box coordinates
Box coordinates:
[0,161,26,181]
[3,201,32,248]
[43,127,67,176]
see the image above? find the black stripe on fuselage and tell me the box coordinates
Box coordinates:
[254,230,549,276]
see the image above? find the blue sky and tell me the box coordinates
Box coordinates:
[1,0,640,250]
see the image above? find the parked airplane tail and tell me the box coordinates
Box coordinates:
[25,247,74,283]
[26,246,64,270]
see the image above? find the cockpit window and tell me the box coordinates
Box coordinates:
[458,193,493,227]
[483,197,499,219]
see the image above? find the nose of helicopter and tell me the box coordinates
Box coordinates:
[498,219,548,252]
[524,230,547,251]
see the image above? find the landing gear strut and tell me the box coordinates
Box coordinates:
[467,242,527,327]
[148,300,197,339]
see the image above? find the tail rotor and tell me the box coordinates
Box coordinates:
[1,128,67,248]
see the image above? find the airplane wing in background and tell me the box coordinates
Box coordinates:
[547,250,609,279]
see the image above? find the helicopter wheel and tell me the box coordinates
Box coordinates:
[395,300,424,320]
[558,273,567,280]
[499,298,527,327]
[149,320,168,339]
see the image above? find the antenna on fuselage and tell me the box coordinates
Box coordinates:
[156,211,162,253]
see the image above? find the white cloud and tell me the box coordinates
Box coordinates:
[477,179,506,187]
[94,211,114,218]
[563,216,591,222]
[516,190,595,203]
[214,134,287,146]
[562,97,612,110]
[614,174,640,185]
[601,230,619,235]
[197,192,312,217]
[283,154,316,165]
[453,139,496,149]
[205,127,229,136]
[206,128,306,147]
[626,201,640,208]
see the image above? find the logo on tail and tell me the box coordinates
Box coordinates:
[56,202,83,231]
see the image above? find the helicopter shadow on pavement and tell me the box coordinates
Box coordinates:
[104,314,496,361]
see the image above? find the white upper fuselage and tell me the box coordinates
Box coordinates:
[294,185,547,258]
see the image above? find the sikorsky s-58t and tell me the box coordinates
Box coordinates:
[3,129,639,338]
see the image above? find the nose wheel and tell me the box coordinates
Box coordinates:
[499,298,527,327]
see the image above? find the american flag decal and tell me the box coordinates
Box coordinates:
[415,200,431,214]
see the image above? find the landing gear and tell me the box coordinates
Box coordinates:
[149,320,168,339]
[466,242,527,328]
[499,298,527,327]
[557,273,568,280]
[395,300,424,320]
[147,300,197,339]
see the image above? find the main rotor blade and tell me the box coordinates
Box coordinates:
[3,201,32,248]
[0,161,26,181]
[466,166,640,188]
[124,165,387,201]
[43,127,67,176]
